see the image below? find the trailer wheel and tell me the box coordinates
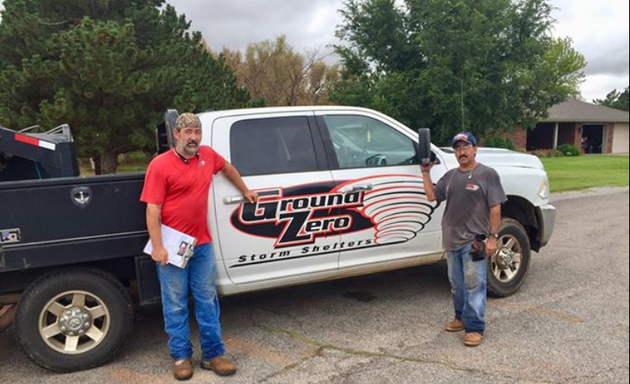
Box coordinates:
[487,219,532,298]
[14,268,133,372]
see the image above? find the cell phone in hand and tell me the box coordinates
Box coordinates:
[470,235,487,262]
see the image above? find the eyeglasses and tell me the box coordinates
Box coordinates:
[454,144,472,151]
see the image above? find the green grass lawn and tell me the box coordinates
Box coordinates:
[118,164,149,173]
[541,154,629,192]
[79,163,148,176]
[79,159,150,176]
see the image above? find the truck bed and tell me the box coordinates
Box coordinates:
[0,173,147,289]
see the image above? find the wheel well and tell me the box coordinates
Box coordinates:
[502,195,541,252]
[0,257,138,299]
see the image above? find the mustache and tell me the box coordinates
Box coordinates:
[458,155,468,160]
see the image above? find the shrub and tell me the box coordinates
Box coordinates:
[556,144,581,157]
[484,135,515,150]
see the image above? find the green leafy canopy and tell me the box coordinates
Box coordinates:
[331,0,587,145]
[0,0,249,173]
[594,87,629,112]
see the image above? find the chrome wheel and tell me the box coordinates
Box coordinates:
[490,235,523,284]
[38,290,110,355]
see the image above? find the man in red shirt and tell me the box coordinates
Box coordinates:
[141,113,257,380]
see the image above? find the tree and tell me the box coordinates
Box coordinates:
[223,36,340,107]
[0,0,249,174]
[331,0,587,145]
[594,87,629,111]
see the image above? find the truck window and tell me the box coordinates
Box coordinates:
[230,117,318,176]
[322,115,418,169]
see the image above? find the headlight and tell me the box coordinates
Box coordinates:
[538,177,550,200]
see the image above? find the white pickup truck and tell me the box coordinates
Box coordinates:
[208,106,555,297]
[0,106,555,372]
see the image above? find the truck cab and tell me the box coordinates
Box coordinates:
[194,106,555,297]
[203,107,448,294]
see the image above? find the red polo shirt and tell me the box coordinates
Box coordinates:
[140,146,226,245]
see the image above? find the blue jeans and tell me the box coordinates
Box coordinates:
[157,243,225,360]
[447,241,487,334]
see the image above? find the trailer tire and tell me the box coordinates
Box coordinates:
[487,219,531,298]
[14,268,133,372]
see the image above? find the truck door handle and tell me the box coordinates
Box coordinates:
[223,196,248,205]
[341,183,373,193]
[71,187,92,208]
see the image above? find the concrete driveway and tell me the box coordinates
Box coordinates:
[1,188,628,384]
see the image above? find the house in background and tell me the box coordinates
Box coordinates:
[509,99,629,154]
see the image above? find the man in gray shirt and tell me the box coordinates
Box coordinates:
[421,131,507,347]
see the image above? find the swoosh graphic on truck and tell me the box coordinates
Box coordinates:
[230,174,439,250]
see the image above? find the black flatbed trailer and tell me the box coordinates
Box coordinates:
[0,118,177,372]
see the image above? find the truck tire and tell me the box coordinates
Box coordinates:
[487,219,531,298]
[13,268,133,372]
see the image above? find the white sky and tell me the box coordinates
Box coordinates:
[1,0,628,102]
[549,0,629,101]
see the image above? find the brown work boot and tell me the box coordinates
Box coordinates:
[445,318,465,332]
[201,356,237,376]
[173,358,193,381]
[463,332,483,347]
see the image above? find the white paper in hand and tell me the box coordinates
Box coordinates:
[144,225,197,268]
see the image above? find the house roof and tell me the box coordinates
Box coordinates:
[542,98,629,123]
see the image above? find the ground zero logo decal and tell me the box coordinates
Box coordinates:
[230,175,440,267]
[237,189,364,247]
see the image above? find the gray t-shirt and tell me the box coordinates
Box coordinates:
[434,163,507,251]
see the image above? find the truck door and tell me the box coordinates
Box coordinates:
[210,112,343,284]
[314,111,448,269]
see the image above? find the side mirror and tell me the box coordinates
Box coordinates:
[415,128,435,165]
[156,109,179,154]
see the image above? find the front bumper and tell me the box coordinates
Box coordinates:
[538,204,557,247]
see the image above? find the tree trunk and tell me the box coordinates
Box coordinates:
[95,152,119,175]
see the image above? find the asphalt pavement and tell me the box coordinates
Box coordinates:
[1,187,628,384]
